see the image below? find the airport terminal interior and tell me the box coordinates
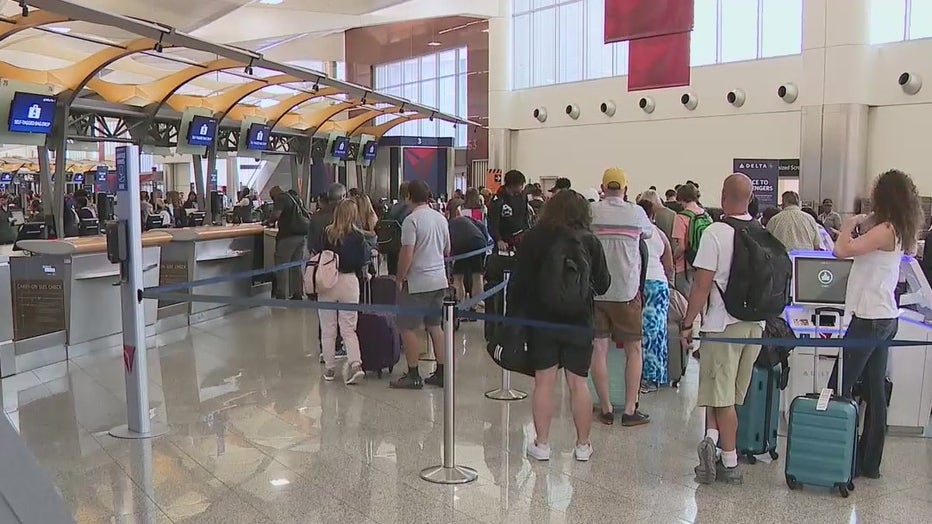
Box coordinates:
[1,0,932,523]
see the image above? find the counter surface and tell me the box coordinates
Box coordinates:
[16,231,172,255]
[167,224,265,242]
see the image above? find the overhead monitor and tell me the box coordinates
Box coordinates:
[96,167,109,183]
[793,256,853,306]
[331,136,350,159]
[362,140,378,160]
[187,115,217,147]
[73,173,84,184]
[246,123,270,151]
[0,173,12,183]
[8,92,57,134]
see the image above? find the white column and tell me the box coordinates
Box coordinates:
[488,0,514,172]
[799,0,873,211]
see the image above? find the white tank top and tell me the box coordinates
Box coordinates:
[645,224,667,282]
[845,242,902,319]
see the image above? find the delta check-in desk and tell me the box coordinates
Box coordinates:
[4,232,171,377]
[156,224,270,329]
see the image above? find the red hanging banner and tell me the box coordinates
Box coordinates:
[627,32,691,92]
[604,0,694,43]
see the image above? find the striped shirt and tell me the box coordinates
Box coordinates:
[591,196,654,302]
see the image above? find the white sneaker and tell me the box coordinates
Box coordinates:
[574,442,594,462]
[526,440,551,461]
[345,364,365,385]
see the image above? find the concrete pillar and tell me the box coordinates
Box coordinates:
[799,0,873,213]
[488,0,514,174]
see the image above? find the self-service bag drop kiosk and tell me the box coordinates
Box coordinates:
[783,250,932,434]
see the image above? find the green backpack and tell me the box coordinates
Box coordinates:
[679,209,713,265]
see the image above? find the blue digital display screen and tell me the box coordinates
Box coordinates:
[73,173,84,184]
[0,173,12,183]
[362,141,378,160]
[8,92,57,134]
[187,116,217,146]
[246,123,270,151]
[96,166,108,182]
[331,136,350,159]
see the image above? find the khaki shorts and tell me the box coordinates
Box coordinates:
[594,296,642,343]
[697,321,763,408]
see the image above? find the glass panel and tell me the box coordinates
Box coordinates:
[387,62,402,86]
[585,0,610,79]
[458,47,468,74]
[335,61,346,80]
[420,79,437,108]
[513,13,532,89]
[420,118,436,137]
[909,0,932,40]
[403,83,417,103]
[403,59,418,84]
[456,123,466,148]
[761,0,802,57]
[439,50,457,77]
[558,1,584,83]
[421,54,437,79]
[532,0,555,8]
[374,65,387,88]
[458,74,468,118]
[691,0,718,66]
[532,7,557,86]
[720,0,759,63]
[438,77,456,112]
[612,41,629,76]
[870,0,906,44]
[514,0,531,14]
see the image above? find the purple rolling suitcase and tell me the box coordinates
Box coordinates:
[358,279,401,378]
[370,275,398,305]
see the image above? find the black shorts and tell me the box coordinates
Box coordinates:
[452,253,485,276]
[527,328,593,377]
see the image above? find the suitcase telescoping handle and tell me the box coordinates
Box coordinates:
[812,307,845,394]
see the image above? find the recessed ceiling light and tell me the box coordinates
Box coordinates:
[258,0,284,5]
[269,478,291,487]
[428,41,442,46]
[481,28,489,33]
[48,27,71,33]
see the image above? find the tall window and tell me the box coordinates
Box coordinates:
[512,0,802,90]
[373,47,468,146]
[870,0,932,43]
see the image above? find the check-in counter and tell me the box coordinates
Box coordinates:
[0,246,17,376]
[5,232,171,376]
[156,224,270,330]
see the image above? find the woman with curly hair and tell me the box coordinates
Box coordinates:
[832,169,923,479]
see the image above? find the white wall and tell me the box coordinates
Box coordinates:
[492,56,803,194]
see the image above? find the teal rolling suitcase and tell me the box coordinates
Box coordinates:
[784,309,858,497]
[736,364,781,463]
[588,345,626,409]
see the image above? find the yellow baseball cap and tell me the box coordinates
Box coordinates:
[602,167,628,189]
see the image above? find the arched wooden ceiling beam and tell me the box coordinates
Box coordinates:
[225,86,342,123]
[317,107,402,136]
[0,11,70,43]
[264,91,356,130]
[278,101,357,133]
[355,114,434,139]
[0,37,158,95]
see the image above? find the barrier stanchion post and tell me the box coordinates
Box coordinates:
[420,299,478,485]
[109,144,167,440]
[485,271,527,401]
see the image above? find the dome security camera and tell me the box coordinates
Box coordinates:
[638,96,655,114]
[600,100,616,117]
[727,88,746,107]
[899,72,922,95]
[565,104,580,120]
[777,83,798,103]
[680,92,699,111]
[532,107,548,122]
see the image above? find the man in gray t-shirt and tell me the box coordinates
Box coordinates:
[390,180,451,390]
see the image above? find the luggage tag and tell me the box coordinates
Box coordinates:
[816,388,833,411]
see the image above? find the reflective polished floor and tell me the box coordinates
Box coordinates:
[3,307,932,523]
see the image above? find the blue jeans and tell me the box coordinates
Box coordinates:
[829,316,898,476]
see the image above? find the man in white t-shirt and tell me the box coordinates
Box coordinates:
[681,173,762,485]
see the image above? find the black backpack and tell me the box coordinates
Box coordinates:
[718,217,792,321]
[756,317,796,389]
[375,219,402,254]
[283,193,310,236]
[539,232,592,320]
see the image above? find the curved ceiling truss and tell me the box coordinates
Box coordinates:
[1,1,478,141]
[356,114,441,139]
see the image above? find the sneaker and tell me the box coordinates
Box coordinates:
[574,442,594,462]
[345,364,365,385]
[526,440,551,461]
[424,371,443,388]
[389,373,423,390]
[621,410,650,426]
[323,368,336,382]
[596,410,614,426]
[715,460,744,484]
[334,347,348,360]
[639,381,659,394]
[694,437,717,484]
